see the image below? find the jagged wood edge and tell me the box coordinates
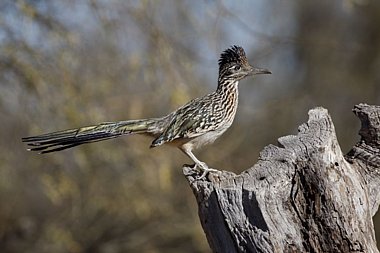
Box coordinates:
[346,104,380,216]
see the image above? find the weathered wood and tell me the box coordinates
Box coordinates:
[184,103,380,253]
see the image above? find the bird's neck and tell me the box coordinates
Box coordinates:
[216,79,239,105]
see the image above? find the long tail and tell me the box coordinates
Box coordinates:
[22,119,159,154]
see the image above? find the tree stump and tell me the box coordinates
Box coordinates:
[184,103,380,253]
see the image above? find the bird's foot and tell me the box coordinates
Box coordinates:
[196,162,218,179]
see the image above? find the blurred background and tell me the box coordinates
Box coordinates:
[1,0,380,252]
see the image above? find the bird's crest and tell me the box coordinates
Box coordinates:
[218,45,248,70]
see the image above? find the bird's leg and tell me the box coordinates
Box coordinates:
[180,147,218,179]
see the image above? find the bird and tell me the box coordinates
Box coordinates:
[22,45,271,178]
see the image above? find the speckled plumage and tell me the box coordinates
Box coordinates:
[22,45,271,178]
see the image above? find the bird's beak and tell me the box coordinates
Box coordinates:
[247,67,272,76]
[247,66,272,76]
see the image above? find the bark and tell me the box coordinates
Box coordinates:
[183,103,380,253]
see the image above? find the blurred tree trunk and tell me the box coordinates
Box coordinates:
[184,104,380,253]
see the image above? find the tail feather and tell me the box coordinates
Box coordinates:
[22,119,159,154]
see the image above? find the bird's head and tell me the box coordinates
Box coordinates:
[218,45,271,82]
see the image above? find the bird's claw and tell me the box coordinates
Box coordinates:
[195,162,218,179]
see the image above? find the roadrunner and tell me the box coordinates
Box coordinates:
[22,46,271,178]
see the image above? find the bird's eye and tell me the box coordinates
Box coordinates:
[234,65,241,71]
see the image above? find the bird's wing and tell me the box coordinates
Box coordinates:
[151,95,223,147]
